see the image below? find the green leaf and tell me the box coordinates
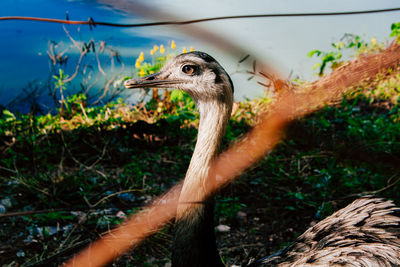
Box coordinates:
[170,90,185,102]
[2,110,16,121]
[307,50,321,57]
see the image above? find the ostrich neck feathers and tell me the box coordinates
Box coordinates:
[172,99,231,267]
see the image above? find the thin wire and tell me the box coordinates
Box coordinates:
[0,7,400,28]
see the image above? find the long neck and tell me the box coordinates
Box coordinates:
[172,99,232,267]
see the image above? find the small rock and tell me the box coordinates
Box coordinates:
[119,192,135,202]
[91,208,117,216]
[28,225,43,238]
[116,211,127,220]
[143,195,152,204]
[63,224,74,232]
[105,190,114,196]
[43,226,59,236]
[23,235,34,244]
[71,211,87,224]
[16,250,25,257]
[7,180,19,186]
[236,211,247,225]
[1,197,12,209]
[215,224,231,233]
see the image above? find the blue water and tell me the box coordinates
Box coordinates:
[0,0,174,112]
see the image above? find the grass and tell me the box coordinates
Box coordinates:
[1,38,400,266]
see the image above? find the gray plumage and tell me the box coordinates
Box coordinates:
[249,197,400,266]
[125,51,400,267]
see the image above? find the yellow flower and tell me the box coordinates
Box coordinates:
[153,45,159,51]
[171,40,176,49]
[139,52,144,62]
[189,46,194,52]
[371,37,377,46]
[139,68,145,76]
[182,47,187,53]
[160,44,165,54]
[150,49,154,55]
[135,59,141,68]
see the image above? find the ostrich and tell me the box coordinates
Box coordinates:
[124,51,400,267]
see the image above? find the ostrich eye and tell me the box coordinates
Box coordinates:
[182,65,198,75]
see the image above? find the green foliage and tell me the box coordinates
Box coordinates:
[390,22,400,39]
[53,69,70,112]
[308,31,387,76]
[1,110,16,122]
[308,48,343,76]
[137,56,167,77]
[170,90,191,104]
[53,69,68,91]
[33,211,74,223]
[215,197,246,220]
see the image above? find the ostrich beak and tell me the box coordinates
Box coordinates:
[124,73,182,89]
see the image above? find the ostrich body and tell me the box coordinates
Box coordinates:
[125,51,400,267]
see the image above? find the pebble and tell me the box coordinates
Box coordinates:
[16,250,25,257]
[215,224,231,233]
[119,192,136,202]
[0,197,12,209]
[236,211,247,225]
[116,211,127,219]
[71,211,87,224]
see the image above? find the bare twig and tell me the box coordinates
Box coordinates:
[346,173,400,198]
[59,130,108,178]
[62,24,82,50]
[62,51,87,83]
[0,207,86,218]
[83,188,146,208]
[96,41,107,76]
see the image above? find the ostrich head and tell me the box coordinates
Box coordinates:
[124,51,234,104]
